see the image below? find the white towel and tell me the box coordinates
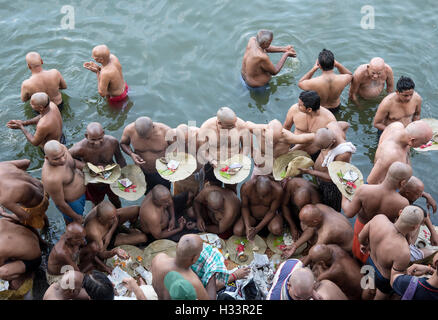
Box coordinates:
[322,142,357,167]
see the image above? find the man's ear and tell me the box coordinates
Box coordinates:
[366,64,369,69]
[398,209,403,217]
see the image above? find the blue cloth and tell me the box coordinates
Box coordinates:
[57,194,86,223]
[268,259,301,300]
[240,73,269,92]
[365,256,393,294]
[393,274,438,300]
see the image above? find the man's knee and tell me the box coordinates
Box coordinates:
[268,220,283,235]
[233,223,244,236]
[0,267,18,281]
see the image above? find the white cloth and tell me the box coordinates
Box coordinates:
[321,142,356,168]
[114,285,158,300]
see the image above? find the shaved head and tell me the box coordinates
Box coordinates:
[96,201,116,220]
[152,184,171,201]
[30,92,50,108]
[176,234,203,263]
[399,176,424,203]
[299,204,323,227]
[66,222,86,237]
[255,176,272,196]
[135,117,153,137]
[288,268,315,299]
[314,127,336,150]
[369,57,385,69]
[406,120,433,148]
[86,122,104,137]
[398,205,424,228]
[309,244,332,265]
[44,140,63,156]
[26,52,42,68]
[92,45,110,60]
[207,190,223,210]
[385,161,412,188]
[217,107,236,127]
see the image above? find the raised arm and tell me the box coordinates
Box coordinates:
[298,60,319,90]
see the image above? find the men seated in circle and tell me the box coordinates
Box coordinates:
[349,57,394,105]
[233,176,284,241]
[373,76,422,133]
[241,29,296,90]
[7,92,64,148]
[69,122,126,208]
[283,90,336,162]
[120,116,172,194]
[298,49,352,113]
[21,51,67,109]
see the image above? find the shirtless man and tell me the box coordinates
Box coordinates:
[139,185,194,241]
[305,244,362,300]
[46,223,86,285]
[0,159,49,230]
[241,30,296,90]
[349,57,394,105]
[41,140,87,224]
[359,206,424,299]
[43,270,89,300]
[21,52,67,109]
[282,204,353,259]
[367,120,432,184]
[69,122,126,208]
[151,234,210,300]
[373,76,421,133]
[120,116,172,194]
[283,91,336,161]
[7,92,63,148]
[246,119,315,176]
[300,122,355,211]
[298,49,352,112]
[281,178,321,240]
[0,217,42,293]
[192,185,240,234]
[198,107,251,190]
[342,161,411,263]
[233,176,284,240]
[83,44,128,103]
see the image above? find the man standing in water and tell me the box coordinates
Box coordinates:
[241,30,297,90]
[298,49,352,113]
[83,44,128,103]
[349,57,394,105]
[21,51,67,110]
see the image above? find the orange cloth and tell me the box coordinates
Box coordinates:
[352,219,369,264]
[21,192,49,229]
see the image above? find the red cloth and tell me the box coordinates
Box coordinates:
[85,183,120,206]
[352,218,369,264]
[108,82,128,103]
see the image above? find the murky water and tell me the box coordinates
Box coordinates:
[1,0,437,246]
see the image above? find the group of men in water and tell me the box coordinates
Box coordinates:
[0,29,437,300]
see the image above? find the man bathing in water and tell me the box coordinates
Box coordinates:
[120,116,172,194]
[7,92,64,148]
[21,51,67,110]
[0,159,49,230]
[298,49,352,112]
[69,122,126,208]
[241,29,296,90]
[349,57,394,105]
[373,76,422,133]
[283,90,336,161]
[42,140,87,224]
[367,120,432,185]
[83,44,128,103]
[233,176,284,241]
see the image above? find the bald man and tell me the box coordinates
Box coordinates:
[46,223,86,285]
[7,92,64,148]
[283,91,336,161]
[233,176,284,241]
[298,49,352,112]
[43,270,89,300]
[151,234,210,300]
[282,204,353,259]
[0,159,49,230]
[198,107,251,190]
[281,178,321,240]
[343,161,411,263]
[83,44,128,103]
[373,76,422,134]
[300,122,355,211]
[246,119,315,177]
[367,120,432,184]
[349,57,394,105]
[120,116,172,193]
[41,140,87,224]
[69,122,126,208]
[139,185,194,241]
[305,244,362,300]
[359,206,424,299]
[21,51,67,109]
[192,185,240,235]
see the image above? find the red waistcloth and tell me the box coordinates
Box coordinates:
[85,183,119,205]
[108,82,128,103]
[352,218,369,264]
